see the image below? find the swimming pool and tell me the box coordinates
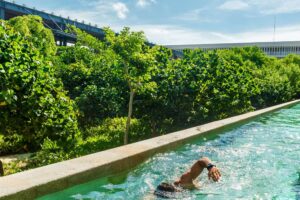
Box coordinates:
[38,104,300,200]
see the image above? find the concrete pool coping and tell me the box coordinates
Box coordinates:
[0,100,299,200]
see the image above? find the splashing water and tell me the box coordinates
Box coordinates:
[38,104,300,200]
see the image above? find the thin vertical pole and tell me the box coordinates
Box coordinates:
[273,16,276,42]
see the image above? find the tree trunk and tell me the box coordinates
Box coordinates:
[125,89,134,145]
[0,160,4,176]
[151,121,157,137]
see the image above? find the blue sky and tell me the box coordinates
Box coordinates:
[13,0,300,45]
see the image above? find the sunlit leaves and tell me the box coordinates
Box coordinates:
[0,20,78,150]
[7,15,57,58]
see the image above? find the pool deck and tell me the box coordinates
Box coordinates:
[0,100,299,200]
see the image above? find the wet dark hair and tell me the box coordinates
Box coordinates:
[154,182,176,198]
[157,182,176,192]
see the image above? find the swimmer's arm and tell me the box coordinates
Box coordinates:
[175,157,211,185]
[194,157,221,181]
[189,157,211,180]
[189,157,221,182]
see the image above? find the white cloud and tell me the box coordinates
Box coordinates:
[128,25,235,45]
[128,24,300,45]
[112,2,129,19]
[136,0,156,8]
[175,9,219,23]
[54,1,131,24]
[249,0,300,15]
[219,0,300,14]
[219,0,249,11]
[176,9,202,21]
[48,0,300,45]
[235,24,300,42]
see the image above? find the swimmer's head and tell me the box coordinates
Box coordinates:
[156,182,176,192]
[154,182,177,198]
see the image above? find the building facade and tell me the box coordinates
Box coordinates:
[166,41,300,58]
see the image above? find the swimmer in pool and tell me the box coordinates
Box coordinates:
[154,157,221,198]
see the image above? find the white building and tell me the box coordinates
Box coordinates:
[166,41,300,58]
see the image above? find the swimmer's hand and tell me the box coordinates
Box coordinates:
[208,166,221,182]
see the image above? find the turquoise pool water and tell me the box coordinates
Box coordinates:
[38,104,300,200]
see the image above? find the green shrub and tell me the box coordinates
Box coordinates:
[25,117,150,168]
[255,69,293,107]
[0,134,27,155]
[7,15,57,57]
[251,56,299,107]
[3,160,28,175]
[280,55,300,97]
[0,20,79,151]
[27,138,73,167]
[84,117,150,143]
[191,49,259,121]
[55,29,128,126]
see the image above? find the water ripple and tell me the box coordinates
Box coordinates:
[38,104,300,200]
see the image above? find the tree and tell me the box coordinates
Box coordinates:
[7,15,57,58]
[0,19,78,150]
[134,46,175,135]
[280,54,300,98]
[104,27,155,144]
[55,27,127,125]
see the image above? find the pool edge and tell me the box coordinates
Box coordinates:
[0,100,299,200]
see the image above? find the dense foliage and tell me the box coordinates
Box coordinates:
[104,27,156,144]
[7,15,57,58]
[0,20,78,151]
[1,15,300,174]
[55,28,127,125]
